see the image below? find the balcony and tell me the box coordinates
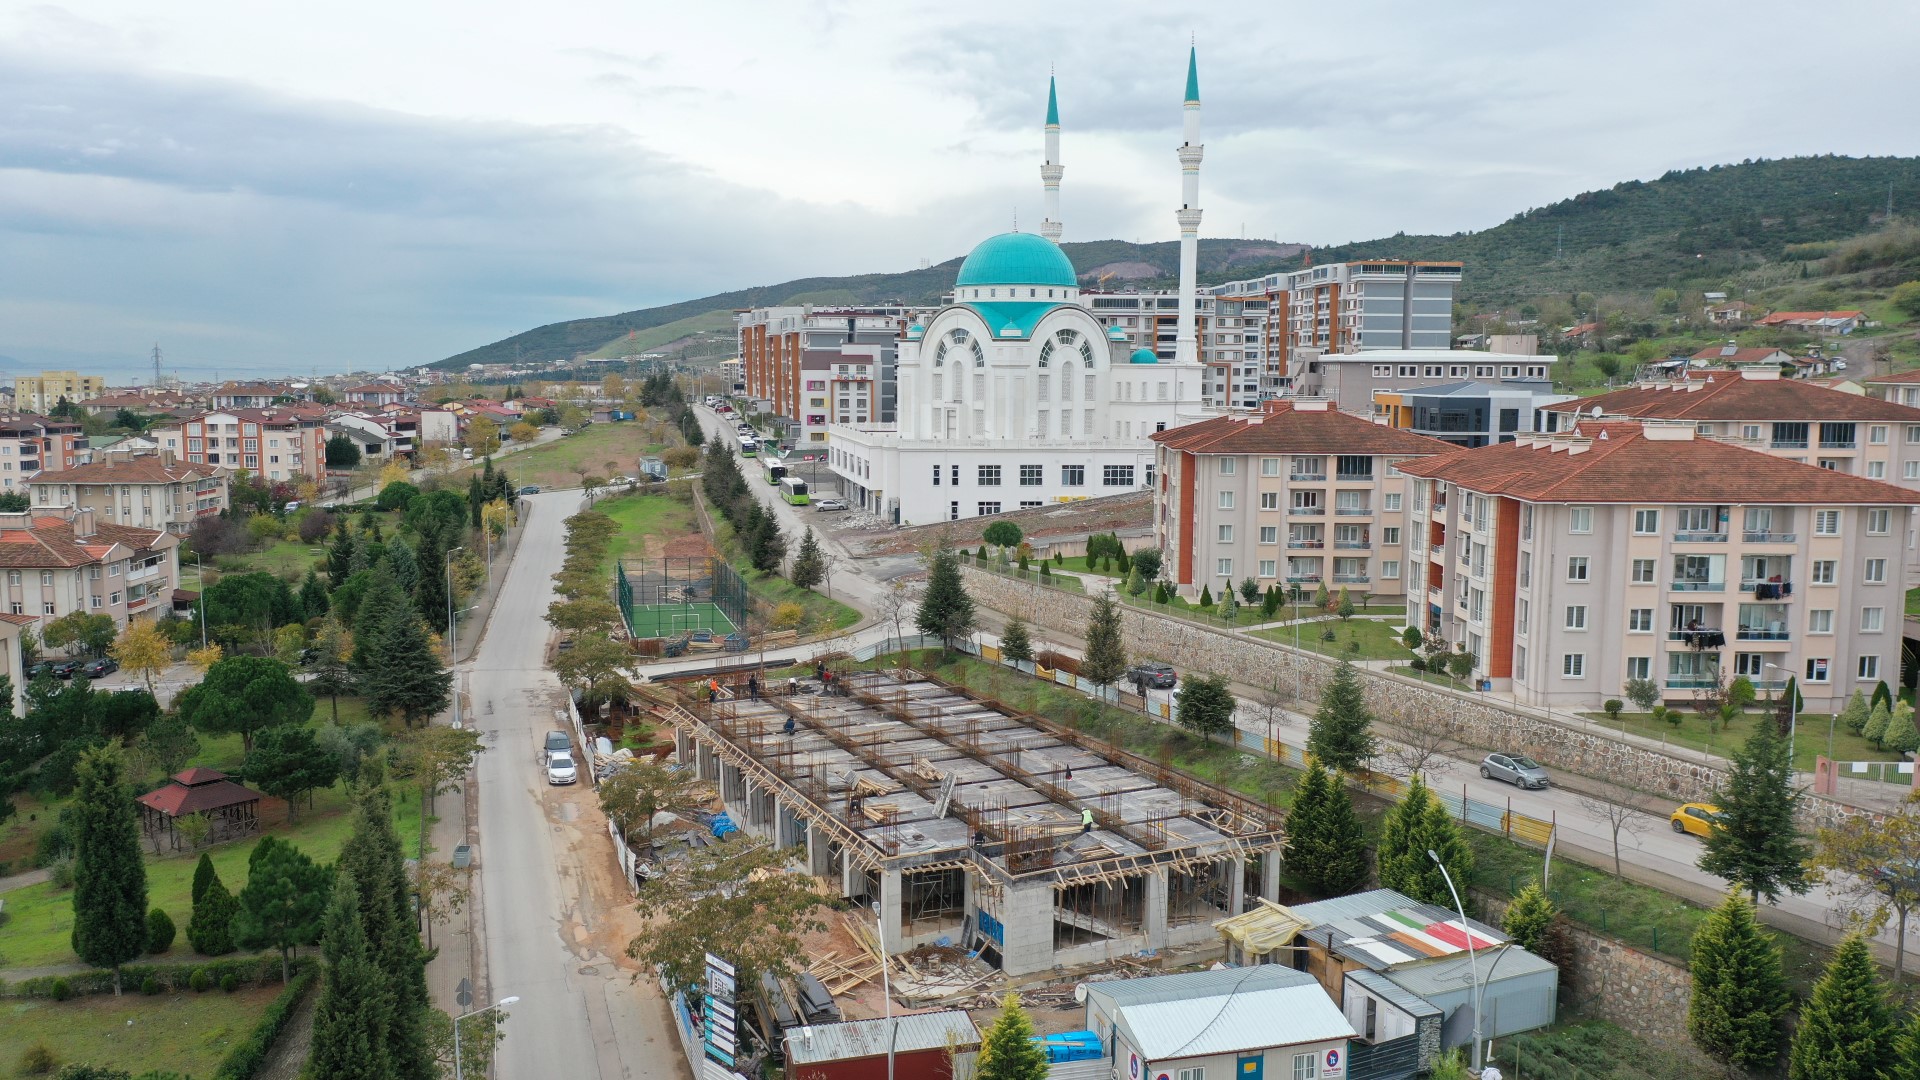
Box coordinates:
[1742,531,1797,543]
[1335,541,1372,550]
[1288,506,1325,517]
[1289,472,1327,482]
[1736,627,1791,641]
[1744,580,1792,599]
[1672,531,1728,543]
[1670,580,1727,592]
[1287,540,1324,549]
[1333,574,1371,584]
[1335,507,1372,517]
[1668,628,1726,647]
[1285,574,1322,584]
[1818,439,1857,449]
[1335,472,1375,483]
[1665,676,1721,690]
[1771,439,1809,449]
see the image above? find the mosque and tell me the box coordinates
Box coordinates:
[826,51,1216,526]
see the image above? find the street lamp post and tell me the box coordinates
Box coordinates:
[872,902,895,1080]
[192,552,208,649]
[447,546,464,729]
[452,995,518,1080]
[1428,849,1484,1074]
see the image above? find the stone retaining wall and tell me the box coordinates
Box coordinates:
[961,566,1865,831]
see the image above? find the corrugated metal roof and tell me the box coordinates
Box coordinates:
[1085,965,1314,1009]
[1112,981,1356,1060]
[1289,889,1421,924]
[785,1010,980,1064]
[1379,947,1558,1000]
[1346,970,1442,1019]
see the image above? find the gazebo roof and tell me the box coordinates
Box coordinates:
[138,768,261,817]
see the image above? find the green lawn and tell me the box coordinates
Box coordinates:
[1907,586,1920,618]
[1487,1021,1723,1080]
[1579,705,1909,777]
[710,518,859,634]
[1252,617,1415,662]
[597,491,701,575]
[0,783,423,972]
[0,984,284,1078]
[460,422,664,491]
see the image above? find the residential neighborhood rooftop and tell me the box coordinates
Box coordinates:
[1543,369,1920,422]
[1150,399,1455,456]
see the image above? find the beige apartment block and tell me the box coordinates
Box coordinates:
[1400,420,1920,712]
[0,507,180,631]
[31,451,229,535]
[150,407,328,484]
[1150,400,1455,599]
[13,372,106,413]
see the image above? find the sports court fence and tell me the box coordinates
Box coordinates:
[617,557,751,639]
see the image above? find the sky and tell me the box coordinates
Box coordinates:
[2,0,1916,382]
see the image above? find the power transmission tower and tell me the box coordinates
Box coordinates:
[152,343,163,388]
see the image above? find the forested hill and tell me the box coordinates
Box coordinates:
[436,155,1920,369]
[1311,155,1920,303]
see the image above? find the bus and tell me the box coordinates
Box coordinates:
[778,477,810,506]
[739,438,759,458]
[762,460,787,485]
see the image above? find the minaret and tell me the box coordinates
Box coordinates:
[1173,46,1204,367]
[1040,75,1064,242]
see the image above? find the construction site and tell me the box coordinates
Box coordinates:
[663,667,1289,978]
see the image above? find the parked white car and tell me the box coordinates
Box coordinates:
[546,750,578,785]
[813,497,849,512]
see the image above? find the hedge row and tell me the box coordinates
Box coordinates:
[213,964,320,1080]
[3,955,294,999]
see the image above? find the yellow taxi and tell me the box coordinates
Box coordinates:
[1670,802,1724,839]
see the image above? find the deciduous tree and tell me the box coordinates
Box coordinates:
[1688,891,1788,1073]
[68,744,148,993]
[626,837,827,998]
[599,759,707,842]
[403,726,485,816]
[1814,788,1920,981]
[234,836,332,982]
[108,623,172,697]
[42,611,117,657]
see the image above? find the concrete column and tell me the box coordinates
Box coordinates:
[806,823,833,876]
[1000,880,1058,977]
[1228,857,1245,917]
[1260,852,1282,902]
[1145,870,1169,951]
[842,857,859,900]
[878,869,905,953]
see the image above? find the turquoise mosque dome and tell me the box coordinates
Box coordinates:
[954,232,1078,289]
[1130,348,1159,364]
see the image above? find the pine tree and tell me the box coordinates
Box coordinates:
[999,617,1033,665]
[235,836,333,982]
[192,851,217,906]
[1893,1006,1920,1080]
[1377,775,1474,908]
[310,867,394,1080]
[1307,660,1377,772]
[364,606,453,728]
[413,528,448,628]
[1839,688,1871,735]
[1865,700,1892,748]
[1081,595,1127,690]
[299,569,330,619]
[352,567,409,679]
[68,744,148,993]
[1787,933,1898,1080]
[1284,764,1368,896]
[1700,715,1812,902]
[1501,882,1556,953]
[328,522,358,588]
[187,871,239,956]
[1688,891,1788,1072]
[383,538,419,595]
[338,787,433,1080]
[1197,584,1213,607]
[915,546,976,652]
[976,993,1050,1080]
[790,528,824,590]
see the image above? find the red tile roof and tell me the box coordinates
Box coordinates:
[1688,346,1789,365]
[52,458,221,485]
[1541,374,1920,422]
[1149,401,1458,457]
[1757,310,1864,325]
[1862,369,1920,385]
[1399,422,1920,505]
[0,517,169,569]
[137,768,261,817]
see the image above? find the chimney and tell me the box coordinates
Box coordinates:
[72,507,96,538]
[160,448,176,467]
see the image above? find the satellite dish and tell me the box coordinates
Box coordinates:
[1589,406,1602,417]
[1074,983,1088,1004]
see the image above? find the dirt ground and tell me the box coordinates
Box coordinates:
[846,490,1153,558]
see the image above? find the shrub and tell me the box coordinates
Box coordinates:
[1401,625,1422,650]
[1603,699,1624,721]
[51,978,73,1001]
[146,908,176,954]
[189,968,212,993]
[295,509,336,544]
[20,1045,58,1075]
[141,976,162,995]
[219,973,240,993]
[769,602,806,630]
[211,966,317,1080]
[49,856,75,890]
[1409,656,1427,673]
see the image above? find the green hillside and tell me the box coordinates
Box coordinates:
[437,155,1920,369]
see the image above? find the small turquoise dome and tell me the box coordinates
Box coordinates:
[955,232,1077,288]
[1130,347,1159,364]
[905,324,925,339]
[1107,326,1129,339]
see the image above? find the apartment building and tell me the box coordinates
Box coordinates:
[0,507,180,630]
[341,382,406,406]
[12,371,105,413]
[150,408,328,484]
[1861,369,1920,407]
[1150,400,1454,598]
[1541,369,1920,491]
[1286,350,1556,416]
[1372,380,1573,447]
[1082,290,1268,409]
[211,383,295,410]
[737,306,913,443]
[1399,420,1920,710]
[30,451,228,535]
[0,413,89,490]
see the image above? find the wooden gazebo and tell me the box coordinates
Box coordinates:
[137,767,262,852]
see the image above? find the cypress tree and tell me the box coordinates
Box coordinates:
[1839,688,1871,735]
[1284,764,1368,896]
[413,528,448,628]
[1197,584,1213,607]
[300,569,330,619]
[1885,701,1920,755]
[1688,891,1788,1073]
[68,744,148,993]
[1865,700,1891,748]
[192,851,217,906]
[310,867,394,1080]
[1501,882,1556,954]
[328,521,358,588]
[790,528,824,590]
[976,993,1050,1080]
[1894,1006,1920,1080]
[1377,775,1474,908]
[1307,660,1377,773]
[1787,933,1898,1080]
[1080,595,1128,690]
[338,787,433,1080]
[1700,715,1812,902]
[187,871,239,956]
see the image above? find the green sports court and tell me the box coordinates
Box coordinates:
[621,600,738,638]
[617,556,750,640]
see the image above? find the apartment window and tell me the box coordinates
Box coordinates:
[1860,655,1881,680]
[1217,525,1234,543]
[42,602,54,615]
[1809,609,1834,634]
[1258,559,1277,577]
[1569,507,1593,533]
[1812,560,1836,585]
[1862,607,1885,632]
[1870,425,1889,445]
[1629,608,1653,632]
[1019,464,1042,486]
[1062,465,1085,486]
[1384,492,1401,511]
[1631,558,1656,584]
[1219,458,1237,475]
[1868,460,1887,479]
[1216,558,1233,578]
[1563,653,1586,678]
[1260,492,1279,510]
[1867,508,1891,534]
[1382,560,1401,578]
[1103,465,1135,486]
[1260,457,1280,476]
[6,603,17,615]
[1521,504,1534,540]
[1633,509,1659,534]
[1519,552,1532,589]
[1899,460,1916,480]
[1219,491,1235,509]
[1909,424,1920,444]
[951,466,960,486]
[1567,556,1589,582]
[1814,510,1840,535]
[950,502,959,521]
[1565,605,1588,630]
[1290,1052,1315,1080]
[1865,558,1888,583]
[978,465,1001,486]
[90,595,102,608]
[976,501,1001,515]
[1806,658,1831,682]
[932,465,941,486]
[39,571,52,586]
[1383,527,1401,545]
[1259,526,1278,544]
[1517,599,1530,634]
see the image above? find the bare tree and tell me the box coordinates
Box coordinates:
[1576,779,1650,878]
[1379,696,1473,779]
[878,578,918,663]
[816,545,843,601]
[1250,679,1294,758]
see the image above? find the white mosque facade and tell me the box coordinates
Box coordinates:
[827,53,1216,526]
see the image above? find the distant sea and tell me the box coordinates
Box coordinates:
[1,354,397,387]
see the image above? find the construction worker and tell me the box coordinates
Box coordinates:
[783,715,796,736]
[708,678,721,700]
[1081,808,1094,834]
[748,674,759,699]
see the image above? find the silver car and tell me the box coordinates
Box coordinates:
[1481,753,1550,790]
